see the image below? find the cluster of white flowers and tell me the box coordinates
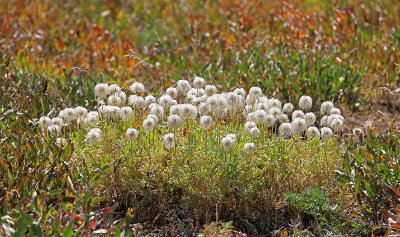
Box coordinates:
[39,78,347,149]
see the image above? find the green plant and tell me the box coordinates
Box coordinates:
[337,128,400,231]
[284,187,339,223]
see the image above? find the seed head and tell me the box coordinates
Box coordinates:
[167,114,183,130]
[279,123,294,138]
[305,112,316,127]
[94,83,109,99]
[321,127,333,140]
[130,82,145,94]
[243,143,256,154]
[163,133,176,149]
[320,101,334,115]
[282,103,294,114]
[306,126,320,139]
[177,80,192,96]
[119,106,133,121]
[39,116,52,131]
[299,95,312,111]
[166,87,178,99]
[193,76,206,89]
[126,128,139,140]
[199,115,214,130]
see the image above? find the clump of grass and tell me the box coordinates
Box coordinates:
[35,78,347,227]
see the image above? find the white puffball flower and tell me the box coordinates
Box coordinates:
[278,114,289,123]
[193,76,206,89]
[94,83,109,99]
[130,82,145,94]
[227,134,237,142]
[221,136,235,151]
[47,124,61,137]
[299,95,312,111]
[51,117,64,128]
[282,103,294,114]
[305,112,316,127]
[329,108,341,115]
[126,128,139,140]
[292,110,305,120]
[163,133,176,150]
[199,102,209,115]
[181,104,198,119]
[118,91,127,105]
[86,129,101,143]
[268,98,282,109]
[234,88,246,97]
[254,110,268,125]
[169,104,182,116]
[329,118,344,132]
[109,84,121,95]
[246,112,257,123]
[108,94,122,106]
[158,94,174,109]
[249,87,263,98]
[147,114,159,124]
[144,95,157,107]
[243,143,256,154]
[265,114,276,128]
[255,102,269,112]
[87,111,99,125]
[200,115,214,130]
[167,114,183,130]
[306,126,321,139]
[320,115,328,127]
[39,116,52,131]
[269,107,282,118]
[59,108,77,124]
[249,127,260,138]
[292,118,307,134]
[321,127,333,140]
[177,80,192,96]
[320,101,334,115]
[119,106,133,121]
[205,85,218,96]
[244,121,257,133]
[149,104,165,120]
[166,87,178,99]
[75,106,88,118]
[142,118,156,133]
[128,95,145,110]
[279,123,294,138]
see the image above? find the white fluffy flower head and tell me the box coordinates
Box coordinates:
[299,95,312,111]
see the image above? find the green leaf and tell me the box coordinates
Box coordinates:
[62,220,74,237]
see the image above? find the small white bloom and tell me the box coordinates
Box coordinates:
[126,128,139,140]
[144,95,157,107]
[108,94,122,106]
[329,118,344,131]
[292,110,305,120]
[199,102,209,115]
[305,112,316,127]
[130,82,145,94]
[166,87,178,99]
[205,85,218,96]
[199,115,214,130]
[292,118,307,134]
[163,133,176,149]
[282,103,294,114]
[39,116,52,131]
[158,94,174,109]
[249,127,260,138]
[142,118,155,133]
[167,114,183,130]
[243,143,256,154]
[320,101,334,115]
[321,127,333,140]
[47,124,61,137]
[75,106,88,118]
[86,129,101,143]
[94,83,109,99]
[51,117,64,128]
[279,123,294,138]
[149,104,165,119]
[109,84,121,94]
[278,114,289,123]
[234,88,246,97]
[299,95,312,111]
[119,106,133,121]
[353,128,364,140]
[329,108,341,115]
[265,114,276,128]
[59,108,77,124]
[128,95,145,109]
[306,126,320,139]
[193,76,206,89]
[227,134,237,142]
[221,136,235,151]
[249,87,262,98]
[147,114,159,124]
[177,80,192,96]
[268,98,282,109]
[269,107,281,118]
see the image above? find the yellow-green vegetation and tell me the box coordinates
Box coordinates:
[1,0,400,236]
